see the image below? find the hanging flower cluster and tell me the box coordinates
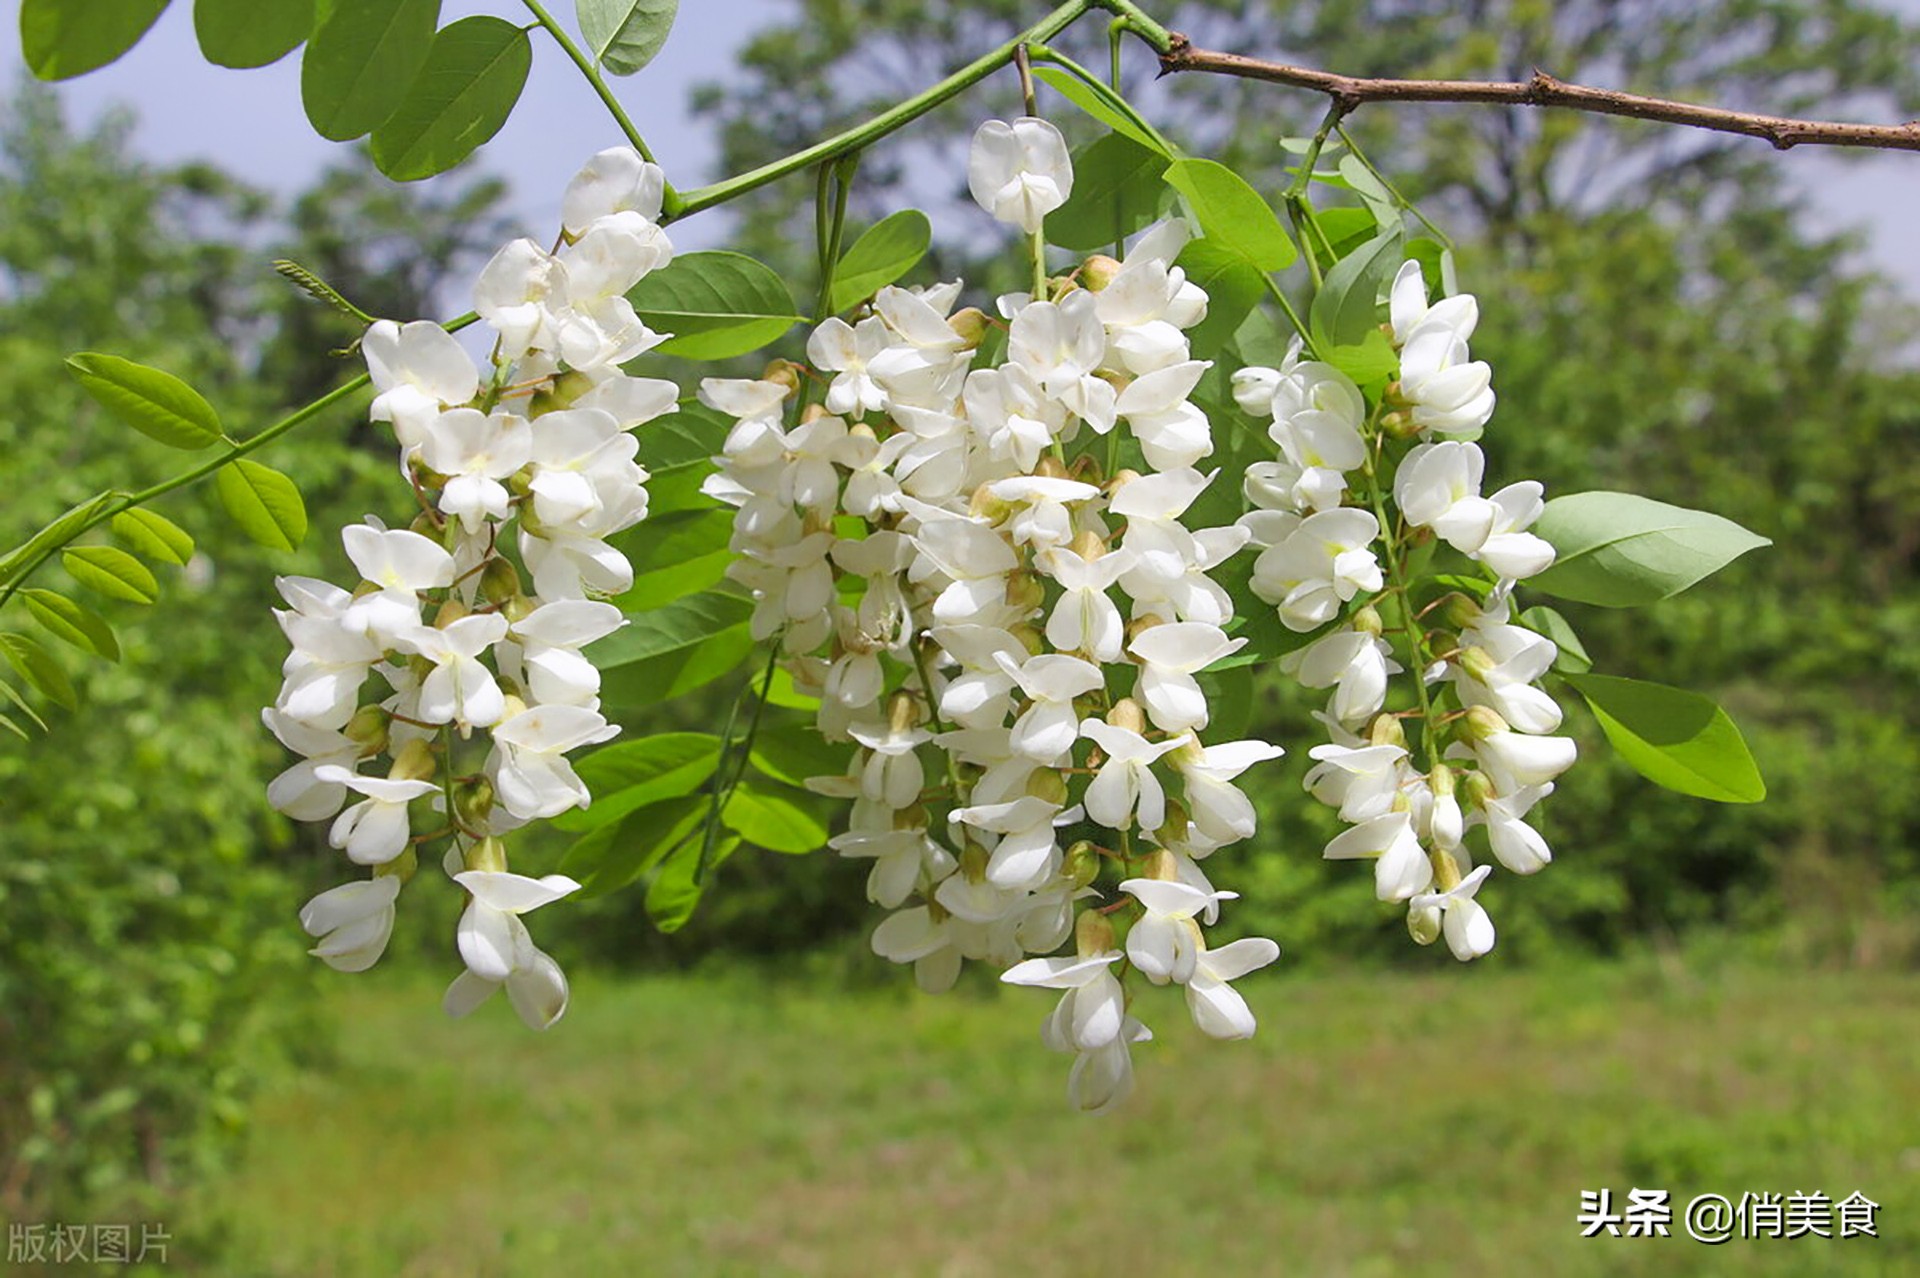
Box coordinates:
[1234,261,1575,961]
[698,116,1283,1112]
[267,148,681,1028]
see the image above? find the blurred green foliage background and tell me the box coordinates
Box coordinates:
[3,0,1919,1266]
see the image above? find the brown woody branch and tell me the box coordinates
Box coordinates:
[1157,34,1920,153]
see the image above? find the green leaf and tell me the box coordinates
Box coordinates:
[1031,67,1170,156]
[592,591,753,669]
[722,781,830,854]
[1322,329,1398,387]
[646,828,740,931]
[1311,206,1379,263]
[301,0,441,142]
[66,353,222,450]
[62,547,158,605]
[216,460,308,552]
[1045,133,1169,252]
[629,251,802,361]
[0,711,28,741]
[575,0,678,76]
[1518,605,1591,675]
[594,591,756,709]
[601,624,753,709]
[0,492,119,588]
[1335,154,1400,229]
[610,508,733,610]
[21,590,119,662]
[552,732,722,833]
[369,16,530,180]
[111,509,194,566]
[748,722,853,789]
[195,0,314,68]
[1530,492,1771,608]
[1310,230,1405,352]
[830,210,932,313]
[1163,159,1296,272]
[21,0,169,79]
[1564,674,1766,804]
[0,632,76,710]
[1406,236,1458,299]
[1175,239,1265,362]
[566,794,703,898]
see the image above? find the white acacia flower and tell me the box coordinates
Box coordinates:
[870,904,964,994]
[1409,864,1497,961]
[274,577,380,729]
[1170,738,1285,845]
[262,708,364,820]
[1127,622,1245,732]
[451,870,579,986]
[299,876,401,973]
[1038,544,1133,662]
[1283,627,1402,726]
[1303,740,1410,823]
[561,146,665,235]
[1248,508,1383,632]
[341,524,457,647]
[1118,878,1236,985]
[363,320,479,447]
[419,408,533,533]
[951,795,1081,891]
[1080,718,1185,831]
[401,614,511,728]
[313,766,439,865]
[1002,950,1126,1051]
[1324,810,1433,901]
[968,116,1073,233]
[489,703,621,819]
[1185,937,1282,1040]
[507,599,627,708]
[830,827,955,909]
[1475,782,1555,874]
[995,651,1105,761]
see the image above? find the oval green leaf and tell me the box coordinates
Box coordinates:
[66,353,222,450]
[111,508,195,566]
[566,794,704,899]
[1564,673,1766,804]
[195,0,313,68]
[21,0,169,80]
[721,782,830,854]
[216,460,308,552]
[1531,492,1772,608]
[1046,132,1170,253]
[646,830,739,932]
[552,732,723,833]
[63,546,158,605]
[1518,605,1591,675]
[0,632,76,710]
[1032,66,1170,156]
[369,16,531,180]
[1164,158,1296,272]
[830,210,932,314]
[21,590,120,662]
[1309,230,1406,353]
[301,0,442,142]
[629,250,803,361]
[0,492,119,587]
[576,0,678,76]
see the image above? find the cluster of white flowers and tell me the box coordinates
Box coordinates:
[268,148,681,1028]
[698,116,1283,1112]
[1234,261,1574,960]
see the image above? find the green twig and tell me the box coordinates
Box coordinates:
[519,0,666,180]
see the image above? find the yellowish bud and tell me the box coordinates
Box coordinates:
[388,737,437,783]
[1107,698,1147,735]
[1075,908,1117,957]
[1080,254,1122,291]
[948,306,990,347]
[464,836,509,875]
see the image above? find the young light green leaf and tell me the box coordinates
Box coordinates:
[1530,492,1771,608]
[565,794,704,898]
[830,210,932,313]
[641,814,738,929]
[1175,239,1265,361]
[301,0,442,142]
[0,679,47,732]
[575,0,678,76]
[0,711,29,741]
[369,16,531,180]
[1323,329,1399,387]
[552,732,723,833]
[111,509,194,566]
[1031,67,1170,156]
[195,0,314,68]
[1310,230,1405,351]
[721,782,830,854]
[66,353,223,450]
[1518,605,1591,675]
[590,591,753,669]
[0,632,76,710]
[62,547,158,605]
[21,590,120,662]
[629,250,803,361]
[0,492,119,588]
[1564,673,1766,803]
[21,0,169,80]
[1045,133,1169,252]
[610,509,734,611]
[216,460,308,552]
[1163,159,1296,272]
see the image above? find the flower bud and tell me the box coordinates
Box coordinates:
[1074,908,1117,957]
[1063,840,1101,889]
[1140,847,1178,882]
[1106,698,1147,735]
[799,401,833,425]
[1004,571,1045,613]
[1443,593,1483,630]
[376,845,418,885]
[1026,769,1068,807]
[531,369,593,416]
[1124,613,1163,653]
[501,593,535,624]
[1462,705,1510,741]
[1106,468,1142,497]
[1351,604,1384,638]
[958,840,990,883]
[1368,713,1408,750]
[499,692,528,723]
[948,307,990,347]
[1407,901,1442,946]
[969,482,1013,523]
[409,511,458,549]
[389,737,437,783]
[1431,847,1463,893]
[480,557,522,605]
[1381,410,1421,440]
[761,359,803,395]
[1080,254,1121,291]
[1457,646,1498,683]
[1009,623,1047,657]
[453,776,495,829]
[1033,453,1070,482]
[464,835,509,875]
[434,596,471,627]
[886,689,922,735]
[346,705,390,755]
[1155,797,1193,846]
[1068,528,1107,562]
[1460,768,1496,811]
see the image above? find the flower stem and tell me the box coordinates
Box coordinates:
[519,0,663,172]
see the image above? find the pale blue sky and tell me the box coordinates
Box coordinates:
[5,1,1917,293]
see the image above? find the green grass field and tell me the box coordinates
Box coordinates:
[182,959,1918,1276]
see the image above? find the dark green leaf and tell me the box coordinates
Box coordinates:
[591,591,753,668]
[629,250,802,360]
[575,0,678,76]
[21,0,169,80]
[1310,230,1405,352]
[62,547,158,605]
[830,210,932,313]
[1164,159,1295,272]
[610,508,733,610]
[66,353,222,450]
[0,679,46,731]
[111,509,194,566]
[566,794,702,898]
[1045,133,1168,252]
[552,732,722,833]
[1564,674,1766,803]
[0,632,75,710]
[370,16,530,180]
[1531,492,1771,608]
[748,722,853,789]
[301,0,441,142]
[195,0,313,68]
[21,590,119,662]
[216,460,307,552]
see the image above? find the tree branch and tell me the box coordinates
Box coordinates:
[1156,34,1920,154]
